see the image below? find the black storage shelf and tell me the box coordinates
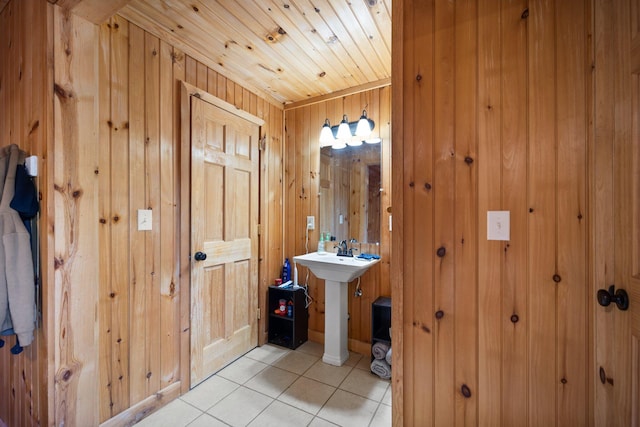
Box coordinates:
[268,286,308,349]
[371,296,391,373]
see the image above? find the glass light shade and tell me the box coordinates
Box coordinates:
[336,115,352,140]
[332,139,347,149]
[347,136,362,146]
[365,137,382,144]
[319,119,335,146]
[355,110,372,137]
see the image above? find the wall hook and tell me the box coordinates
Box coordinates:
[597,285,629,311]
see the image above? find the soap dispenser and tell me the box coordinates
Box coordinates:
[317,232,325,254]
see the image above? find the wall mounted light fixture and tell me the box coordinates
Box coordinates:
[319,110,380,149]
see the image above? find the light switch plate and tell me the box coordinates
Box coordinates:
[138,209,152,231]
[25,156,38,177]
[487,210,510,241]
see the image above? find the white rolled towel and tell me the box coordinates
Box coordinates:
[385,347,392,365]
[371,359,391,380]
[372,341,389,360]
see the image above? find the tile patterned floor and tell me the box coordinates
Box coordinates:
[136,341,391,427]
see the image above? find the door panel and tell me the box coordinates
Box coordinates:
[595,0,640,423]
[190,94,259,386]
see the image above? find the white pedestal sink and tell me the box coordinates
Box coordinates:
[293,252,380,366]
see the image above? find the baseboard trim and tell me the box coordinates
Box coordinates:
[100,382,182,427]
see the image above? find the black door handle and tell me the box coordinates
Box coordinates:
[194,251,207,261]
[597,285,629,311]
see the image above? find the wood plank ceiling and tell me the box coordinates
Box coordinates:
[115,0,392,105]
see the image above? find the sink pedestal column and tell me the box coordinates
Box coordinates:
[322,280,349,366]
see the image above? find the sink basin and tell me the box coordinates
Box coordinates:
[293,251,380,282]
[293,251,380,366]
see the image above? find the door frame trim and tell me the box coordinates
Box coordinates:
[178,81,264,393]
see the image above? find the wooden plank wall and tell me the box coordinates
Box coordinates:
[284,86,391,353]
[50,7,283,426]
[392,0,590,425]
[0,0,51,425]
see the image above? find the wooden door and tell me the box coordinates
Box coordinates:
[189,93,260,386]
[594,0,640,423]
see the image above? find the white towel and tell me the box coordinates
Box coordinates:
[372,341,389,360]
[385,347,392,365]
[371,359,391,380]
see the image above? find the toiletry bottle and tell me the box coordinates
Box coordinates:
[282,258,291,282]
[318,232,325,254]
[287,300,293,318]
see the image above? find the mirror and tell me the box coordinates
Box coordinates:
[319,143,381,244]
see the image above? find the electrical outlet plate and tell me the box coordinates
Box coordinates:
[307,215,315,230]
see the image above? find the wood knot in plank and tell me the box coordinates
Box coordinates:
[29,120,39,135]
[553,274,561,283]
[99,218,106,224]
[319,71,326,77]
[510,314,519,323]
[72,189,82,199]
[521,8,529,19]
[413,321,431,333]
[192,5,199,12]
[436,246,446,258]
[560,378,567,384]
[416,74,422,81]
[464,156,474,165]
[461,384,472,398]
[54,257,64,270]
[146,372,152,379]
[53,83,74,101]
[62,370,72,382]
[170,51,184,64]
[435,310,444,319]
[424,182,432,191]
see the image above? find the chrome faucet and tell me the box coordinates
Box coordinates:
[336,240,350,256]
[336,239,359,257]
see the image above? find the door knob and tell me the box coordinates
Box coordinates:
[194,251,207,261]
[597,285,629,311]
